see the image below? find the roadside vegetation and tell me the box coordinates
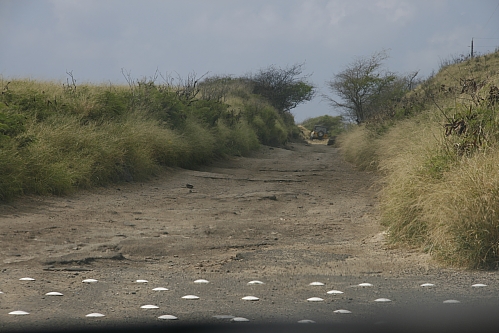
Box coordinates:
[0,65,314,201]
[300,114,345,137]
[335,50,499,268]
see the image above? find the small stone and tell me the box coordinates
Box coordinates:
[19,277,35,281]
[9,310,29,315]
[247,280,264,285]
[152,287,169,291]
[358,283,372,287]
[443,300,460,304]
[82,279,98,283]
[298,319,316,324]
[420,283,435,287]
[232,317,250,322]
[182,295,199,300]
[136,279,148,283]
[374,298,392,302]
[334,309,352,314]
[158,315,178,320]
[45,292,63,296]
[327,290,344,294]
[472,284,487,288]
[86,313,105,317]
[307,297,324,302]
[141,305,159,309]
[213,315,235,319]
[242,296,259,301]
[309,282,325,286]
[194,279,209,284]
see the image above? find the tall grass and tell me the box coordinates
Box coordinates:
[425,149,499,267]
[338,50,499,268]
[0,75,295,201]
[337,125,379,171]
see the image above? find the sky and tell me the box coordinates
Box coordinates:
[1,0,498,122]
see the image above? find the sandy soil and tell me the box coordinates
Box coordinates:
[1,142,498,331]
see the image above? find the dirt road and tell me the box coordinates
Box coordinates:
[1,143,499,331]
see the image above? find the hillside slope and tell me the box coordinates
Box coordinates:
[338,51,499,268]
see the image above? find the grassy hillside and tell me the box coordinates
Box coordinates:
[0,75,298,201]
[338,51,499,268]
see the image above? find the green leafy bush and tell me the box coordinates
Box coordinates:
[301,115,345,136]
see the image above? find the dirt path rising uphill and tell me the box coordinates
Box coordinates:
[1,143,499,331]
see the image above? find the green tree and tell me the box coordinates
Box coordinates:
[324,51,397,123]
[301,115,344,136]
[249,63,315,114]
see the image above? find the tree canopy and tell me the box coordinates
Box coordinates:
[300,115,345,136]
[249,63,315,114]
[324,51,400,123]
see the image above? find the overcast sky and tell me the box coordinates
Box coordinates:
[1,0,498,122]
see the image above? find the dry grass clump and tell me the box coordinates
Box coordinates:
[376,112,447,247]
[425,148,499,268]
[339,51,499,268]
[337,125,379,171]
[0,75,295,201]
[16,113,183,195]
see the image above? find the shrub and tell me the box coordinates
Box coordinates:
[339,51,499,268]
[420,148,499,268]
[301,115,345,136]
[0,72,305,201]
[337,125,379,171]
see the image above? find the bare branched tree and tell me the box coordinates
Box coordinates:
[159,71,209,105]
[323,50,394,123]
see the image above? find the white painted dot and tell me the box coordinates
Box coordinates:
[86,313,105,317]
[152,287,169,291]
[213,315,236,319]
[472,284,487,288]
[82,279,98,283]
[334,309,352,314]
[9,310,29,315]
[420,283,435,287]
[307,297,324,302]
[298,319,316,324]
[232,317,250,322]
[182,295,200,300]
[45,292,63,296]
[443,300,460,304]
[0,291,3,294]
[158,315,178,320]
[247,280,264,285]
[19,277,35,281]
[136,279,149,283]
[241,296,259,301]
[358,283,373,287]
[194,279,209,284]
[374,298,392,302]
[309,282,325,286]
[141,305,159,309]
[327,290,344,294]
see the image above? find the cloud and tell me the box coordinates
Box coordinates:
[1,0,497,121]
[375,0,415,23]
